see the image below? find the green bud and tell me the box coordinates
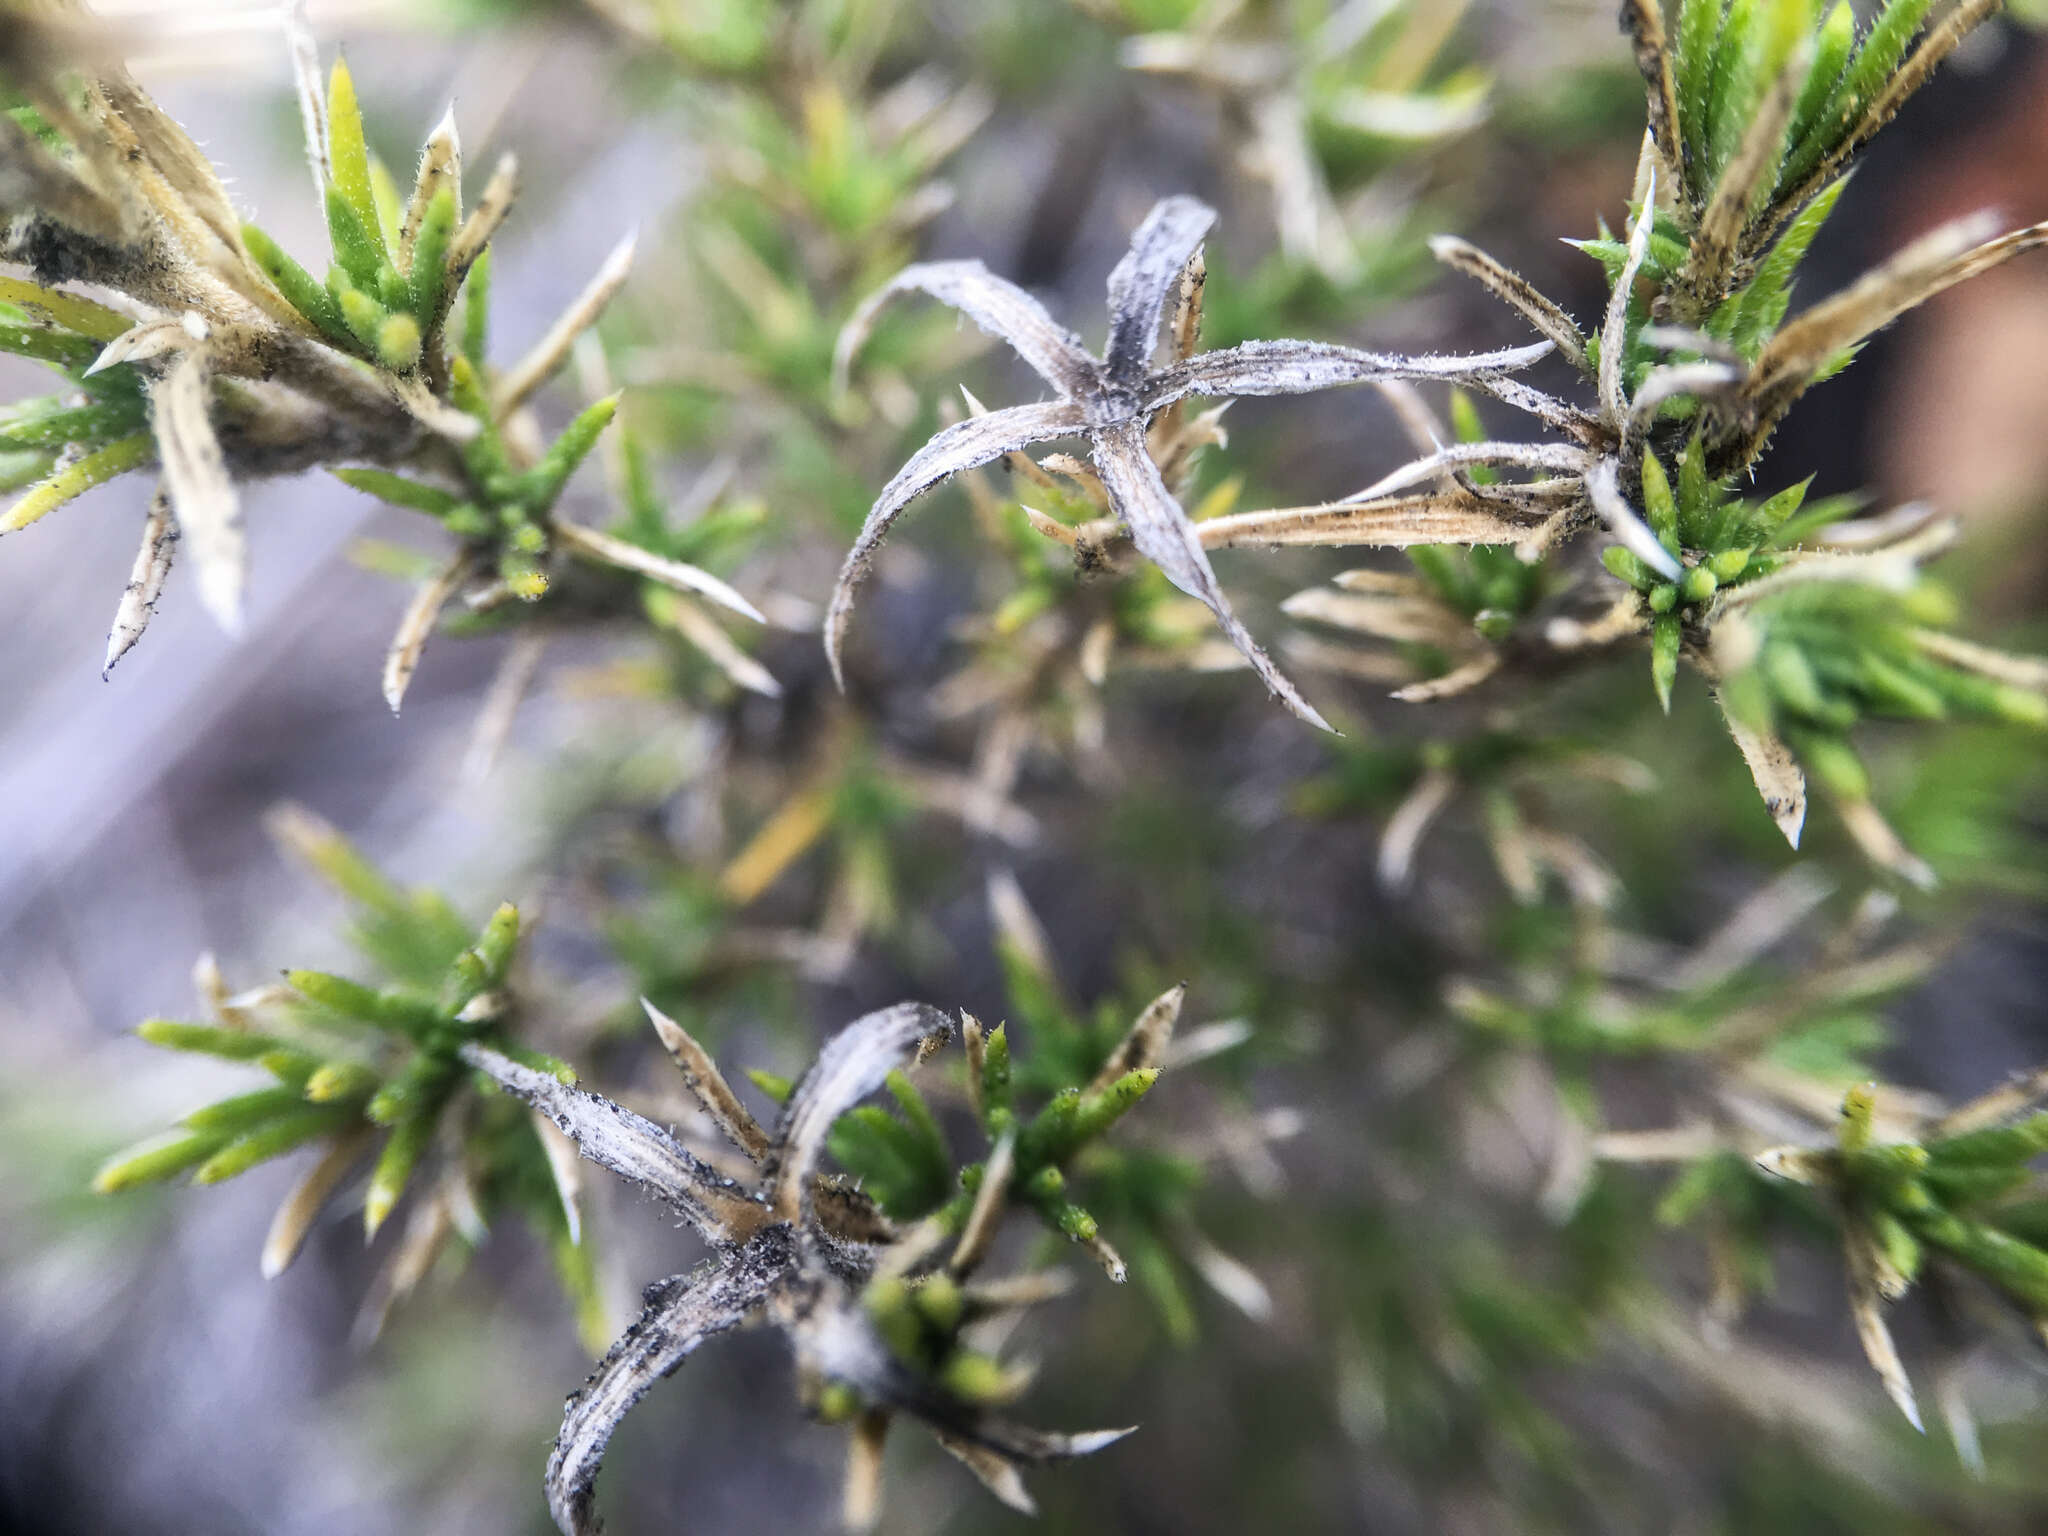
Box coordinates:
[366,1054,455,1126]
[1056,1203,1098,1242]
[305,1059,380,1103]
[1707,546,1752,582]
[336,281,388,353]
[500,553,549,600]
[375,312,422,373]
[866,1277,924,1361]
[1679,564,1718,604]
[940,1351,1014,1404]
[814,1382,862,1423]
[914,1274,963,1333]
[1648,582,1678,614]
[746,1069,793,1105]
[1472,607,1514,643]
[1025,1165,1066,1202]
[863,1275,910,1322]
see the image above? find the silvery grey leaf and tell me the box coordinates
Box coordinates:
[1676,42,1805,309]
[1599,170,1655,422]
[1379,767,1457,889]
[1844,1217,1923,1433]
[826,399,1088,686]
[1714,693,1807,850]
[402,104,460,262]
[284,2,330,195]
[460,1044,762,1240]
[447,151,517,282]
[1428,236,1587,369]
[1749,213,2041,414]
[1103,195,1216,384]
[551,515,764,622]
[1585,457,1682,582]
[1345,440,1590,506]
[1625,361,1740,451]
[834,260,1098,400]
[783,1285,1134,1463]
[948,1130,1014,1278]
[151,346,244,634]
[1092,418,1331,731]
[1198,495,1544,550]
[102,486,176,677]
[382,550,471,714]
[1391,654,1502,702]
[496,232,637,415]
[260,1128,371,1281]
[652,589,782,698]
[1620,0,1683,199]
[766,1003,955,1222]
[642,996,770,1162]
[1282,586,1469,647]
[936,1434,1038,1517]
[547,1258,769,1536]
[1085,983,1184,1096]
[1467,375,1598,438]
[1148,339,1553,411]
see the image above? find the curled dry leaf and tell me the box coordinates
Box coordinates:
[831,193,1553,727]
[465,1001,1128,1535]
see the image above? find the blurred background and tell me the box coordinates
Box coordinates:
[5,1,2048,1532]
